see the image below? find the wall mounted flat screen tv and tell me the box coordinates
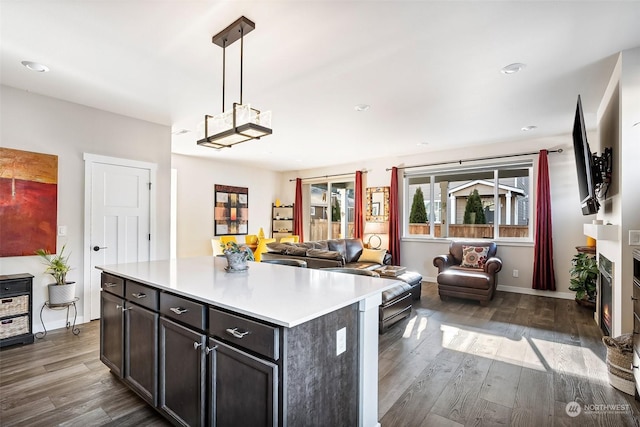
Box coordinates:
[572,95,600,215]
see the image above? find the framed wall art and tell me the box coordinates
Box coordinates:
[0,147,58,257]
[214,184,248,236]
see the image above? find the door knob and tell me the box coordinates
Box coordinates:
[93,246,107,251]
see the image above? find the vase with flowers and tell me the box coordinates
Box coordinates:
[221,241,254,272]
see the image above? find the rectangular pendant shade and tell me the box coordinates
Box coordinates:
[197,123,273,149]
[198,16,272,150]
[197,103,272,149]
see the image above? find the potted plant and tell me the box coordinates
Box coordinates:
[569,252,598,309]
[221,241,254,272]
[35,244,76,304]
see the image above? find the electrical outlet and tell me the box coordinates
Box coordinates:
[58,225,67,236]
[630,230,640,246]
[513,269,519,278]
[336,327,346,355]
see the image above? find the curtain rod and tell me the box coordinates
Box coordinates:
[385,148,563,171]
[289,170,368,182]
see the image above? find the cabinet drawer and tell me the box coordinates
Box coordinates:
[0,295,29,317]
[126,281,158,311]
[160,293,205,331]
[102,274,125,297]
[0,315,29,339]
[0,279,30,296]
[209,308,279,360]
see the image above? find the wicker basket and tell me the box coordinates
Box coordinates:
[603,334,635,395]
[0,315,29,339]
[0,295,29,317]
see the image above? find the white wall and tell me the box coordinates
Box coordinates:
[0,85,171,332]
[275,134,587,298]
[171,154,280,257]
[597,48,640,336]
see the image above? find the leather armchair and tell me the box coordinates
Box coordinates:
[433,241,502,305]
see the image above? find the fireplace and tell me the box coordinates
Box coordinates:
[599,254,613,336]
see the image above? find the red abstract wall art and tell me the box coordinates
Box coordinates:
[0,147,58,257]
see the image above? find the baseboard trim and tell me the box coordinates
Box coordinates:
[496,285,574,300]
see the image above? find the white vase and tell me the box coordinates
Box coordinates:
[48,282,76,305]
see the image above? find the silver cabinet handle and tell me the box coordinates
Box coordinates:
[205,344,218,355]
[226,327,250,339]
[115,304,130,311]
[104,282,117,288]
[193,342,202,350]
[170,307,188,315]
[131,293,147,299]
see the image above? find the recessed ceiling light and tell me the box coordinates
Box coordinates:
[171,129,190,135]
[501,63,526,75]
[354,104,370,112]
[21,61,49,72]
[633,121,640,128]
[521,125,537,132]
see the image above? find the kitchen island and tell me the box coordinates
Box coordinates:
[97,256,399,427]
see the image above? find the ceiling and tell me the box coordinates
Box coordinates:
[2,1,639,172]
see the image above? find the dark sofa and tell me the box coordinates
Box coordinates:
[263,238,422,333]
[262,238,392,270]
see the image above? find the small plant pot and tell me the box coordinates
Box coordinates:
[48,282,76,305]
[224,252,248,272]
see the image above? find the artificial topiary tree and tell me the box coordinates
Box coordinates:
[409,187,428,223]
[463,189,486,224]
[331,198,341,222]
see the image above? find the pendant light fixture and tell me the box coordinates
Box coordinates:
[197,16,272,149]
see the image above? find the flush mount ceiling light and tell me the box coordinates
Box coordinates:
[521,125,538,131]
[197,16,272,149]
[21,61,49,72]
[500,63,526,74]
[354,104,370,112]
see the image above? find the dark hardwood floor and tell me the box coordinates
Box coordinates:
[1,283,639,426]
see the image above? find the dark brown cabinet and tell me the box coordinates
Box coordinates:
[124,304,158,406]
[158,317,206,426]
[210,338,278,427]
[0,274,34,348]
[100,290,124,377]
[99,271,359,426]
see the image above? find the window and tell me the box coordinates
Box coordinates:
[405,162,532,240]
[309,180,354,240]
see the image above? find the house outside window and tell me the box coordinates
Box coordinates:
[404,162,532,240]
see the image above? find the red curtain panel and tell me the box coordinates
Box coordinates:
[532,150,556,290]
[389,167,401,265]
[293,178,304,242]
[354,171,363,239]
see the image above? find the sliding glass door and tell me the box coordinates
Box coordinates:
[309,180,354,240]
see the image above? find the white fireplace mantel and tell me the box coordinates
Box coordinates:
[584,223,619,241]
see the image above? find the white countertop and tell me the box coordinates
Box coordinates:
[97,256,400,328]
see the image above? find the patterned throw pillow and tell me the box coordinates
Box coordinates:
[461,245,489,268]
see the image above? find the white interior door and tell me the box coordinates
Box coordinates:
[84,155,154,320]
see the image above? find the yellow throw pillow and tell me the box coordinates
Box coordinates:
[359,248,386,264]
